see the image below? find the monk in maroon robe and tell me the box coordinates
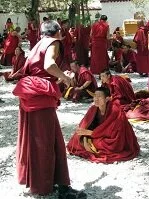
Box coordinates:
[0,27,21,66]
[62,61,97,102]
[67,87,140,163]
[109,41,123,72]
[27,19,38,50]
[12,21,86,199]
[90,15,109,74]
[121,45,137,73]
[133,21,149,76]
[100,69,136,105]
[60,19,72,71]
[3,47,26,81]
[75,25,91,66]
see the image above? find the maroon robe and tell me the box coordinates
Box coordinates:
[64,66,97,102]
[27,22,38,50]
[75,25,91,66]
[122,49,137,73]
[67,102,140,163]
[61,28,72,71]
[0,33,19,66]
[90,20,109,74]
[13,37,70,195]
[103,75,136,105]
[124,98,149,120]
[3,53,26,81]
[133,23,149,73]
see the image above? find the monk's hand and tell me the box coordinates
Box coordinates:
[74,87,82,91]
[76,127,92,136]
[83,137,93,153]
[63,76,71,88]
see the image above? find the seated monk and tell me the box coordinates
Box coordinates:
[100,69,136,105]
[2,47,26,81]
[109,42,123,72]
[67,86,140,163]
[61,60,97,102]
[121,45,137,73]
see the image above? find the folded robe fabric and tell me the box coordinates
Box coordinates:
[67,102,140,163]
[13,76,61,112]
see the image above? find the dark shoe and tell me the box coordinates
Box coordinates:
[0,99,4,103]
[58,186,87,199]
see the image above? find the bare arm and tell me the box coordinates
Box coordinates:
[44,41,70,87]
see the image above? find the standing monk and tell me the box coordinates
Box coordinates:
[90,15,109,74]
[27,18,38,50]
[133,21,149,76]
[13,21,86,199]
[61,19,72,71]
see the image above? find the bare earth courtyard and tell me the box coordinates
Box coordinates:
[0,67,149,199]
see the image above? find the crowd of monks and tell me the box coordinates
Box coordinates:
[0,15,149,197]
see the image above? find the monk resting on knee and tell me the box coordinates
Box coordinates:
[100,69,136,105]
[67,87,140,163]
[60,60,97,102]
[3,46,26,81]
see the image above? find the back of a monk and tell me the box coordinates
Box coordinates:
[67,87,140,163]
[90,15,109,74]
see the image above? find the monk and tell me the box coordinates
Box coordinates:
[3,47,26,81]
[0,27,21,66]
[62,60,97,102]
[100,69,136,105]
[133,21,149,76]
[75,24,91,66]
[67,86,140,163]
[121,45,137,73]
[109,41,123,72]
[12,20,86,199]
[60,19,72,71]
[90,15,109,74]
[27,18,38,50]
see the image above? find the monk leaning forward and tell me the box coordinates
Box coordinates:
[13,20,87,199]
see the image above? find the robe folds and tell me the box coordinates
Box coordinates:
[13,37,70,195]
[4,53,26,81]
[0,33,19,66]
[64,66,97,101]
[133,26,149,73]
[122,50,137,72]
[124,98,149,120]
[27,23,38,50]
[67,102,140,163]
[103,75,136,105]
[90,20,109,74]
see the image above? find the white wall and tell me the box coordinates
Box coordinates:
[100,2,136,33]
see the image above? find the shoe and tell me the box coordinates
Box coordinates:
[0,99,4,103]
[58,186,87,199]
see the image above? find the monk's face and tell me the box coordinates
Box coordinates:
[70,63,78,73]
[94,91,107,107]
[100,73,110,84]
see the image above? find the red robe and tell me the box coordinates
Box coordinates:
[133,26,149,73]
[67,102,140,163]
[4,53,26,81]
[124,98,149,120]
[90,20,109,74]
[0,33,19,66]
[13,37,70,195]
[103,75,136,105]
[27,22,38,50]
[122,49,137,72]
[64,66,97,102]
[61,28,72,71]
[75,25,91,66]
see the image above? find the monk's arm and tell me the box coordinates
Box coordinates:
[80,80,92,90]
[44,41,70,87]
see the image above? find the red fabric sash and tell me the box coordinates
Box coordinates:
[13,76,61,112]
